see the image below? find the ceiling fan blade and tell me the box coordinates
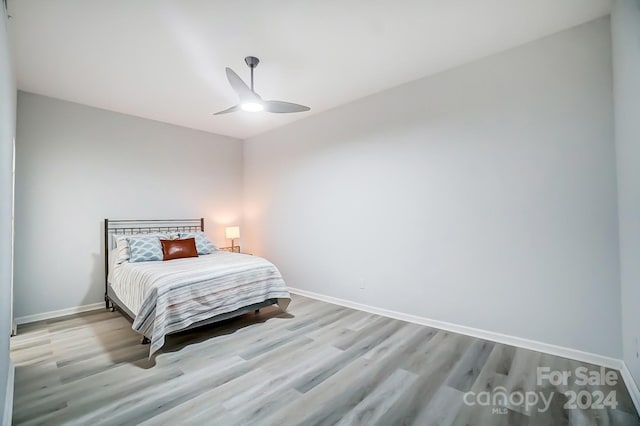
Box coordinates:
[225,67,260,101]
[213,105,240,115]
[264,100,310,113]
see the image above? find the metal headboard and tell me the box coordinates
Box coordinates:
[103,218,204,308]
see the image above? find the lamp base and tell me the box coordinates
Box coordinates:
[220,246,240,253]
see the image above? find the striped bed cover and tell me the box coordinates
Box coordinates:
[110,251,291,356]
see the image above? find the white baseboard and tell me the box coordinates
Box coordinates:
[14,302,104,326]
[288,287,624,371]
[2,360,14,426]
[620,362,640,414]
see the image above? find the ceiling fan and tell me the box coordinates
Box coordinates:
[214,56,310,115]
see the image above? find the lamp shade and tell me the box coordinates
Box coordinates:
[225,226,240,239]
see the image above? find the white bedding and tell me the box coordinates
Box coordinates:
[108,250,291,355]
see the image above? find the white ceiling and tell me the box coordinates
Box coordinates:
[8,0,611,140]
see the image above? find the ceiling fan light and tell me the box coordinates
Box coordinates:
[240,102,264,112]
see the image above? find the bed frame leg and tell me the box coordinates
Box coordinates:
[141,336,150,345]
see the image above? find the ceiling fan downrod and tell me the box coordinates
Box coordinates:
[245,56,260,92]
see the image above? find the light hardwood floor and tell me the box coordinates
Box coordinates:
[10,294,640,425]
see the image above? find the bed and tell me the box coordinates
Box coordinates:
[104,218,291,356]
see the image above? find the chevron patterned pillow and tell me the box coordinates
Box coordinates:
[178,231,217,255]
[112,233,170,265]
[127,235,164,262]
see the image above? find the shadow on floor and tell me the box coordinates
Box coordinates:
[90,304,294,369]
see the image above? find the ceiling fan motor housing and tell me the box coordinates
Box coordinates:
[244,56,260,68]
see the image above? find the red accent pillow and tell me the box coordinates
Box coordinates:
[160,238,198,261]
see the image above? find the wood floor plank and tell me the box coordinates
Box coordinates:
[335,368,418,426]
[373,332,476,425]
[446,339,495,393]
[97,359,251,426]
[414,384,466,426]
[139,366,274,425]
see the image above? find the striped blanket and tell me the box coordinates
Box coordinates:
[110,251,290,356]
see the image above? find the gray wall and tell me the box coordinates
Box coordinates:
[14,92,244,318]
[612,0,640,386]
[0,4,16,422]
[244,18,622,357]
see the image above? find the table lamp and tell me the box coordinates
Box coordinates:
[225,226,240,251]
